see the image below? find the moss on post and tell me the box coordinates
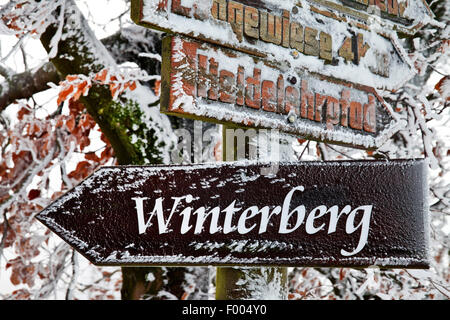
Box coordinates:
[217,125,288,300]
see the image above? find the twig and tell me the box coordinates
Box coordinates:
[20,44,28,71]
[78,269,121,293]
[0,64,13,79]
[0,212,11,261]
[65,249,78,300]
[428,64,449,77]
[324,144,355,160]
[297,140,310,160]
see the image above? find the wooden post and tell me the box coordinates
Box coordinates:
[216,125,288,300]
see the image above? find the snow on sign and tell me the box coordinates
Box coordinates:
[131,0,415,90]
[36,159,430,268]
[161,35,396,149]
[307,0,434,35]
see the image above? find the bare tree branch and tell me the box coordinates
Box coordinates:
[0,25,162,112]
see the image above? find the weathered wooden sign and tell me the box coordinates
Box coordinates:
[131,0,415,90]
[161,35,396,149]
[308,0,434,35]
[37,159,429,268]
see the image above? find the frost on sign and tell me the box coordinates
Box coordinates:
[307,0,434,35]
[161,35,396,149]
[131,0,415,90]
[36,160,429,268]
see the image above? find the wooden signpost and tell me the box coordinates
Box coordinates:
[131,0,415,91]
[37,160,429,268]
[161,35,396,150]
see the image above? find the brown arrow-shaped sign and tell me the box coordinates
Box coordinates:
[36,159,429,268]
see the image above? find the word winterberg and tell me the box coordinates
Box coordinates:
[132,186,373,257]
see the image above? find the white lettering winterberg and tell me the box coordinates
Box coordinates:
[131,186,373,256]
